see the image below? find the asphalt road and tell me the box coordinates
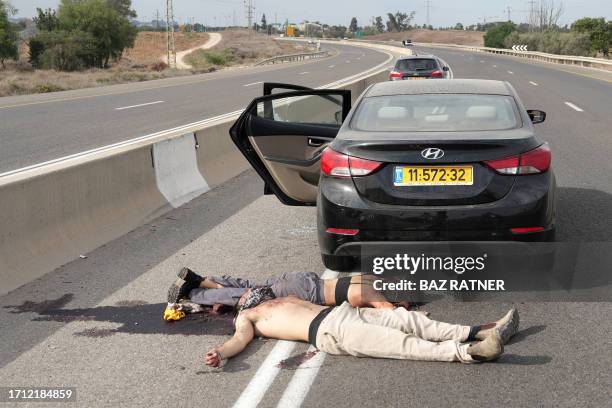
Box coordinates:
[0,44,611,407]
[0,43,389,174]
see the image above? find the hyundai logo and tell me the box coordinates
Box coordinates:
[421,148,445,160]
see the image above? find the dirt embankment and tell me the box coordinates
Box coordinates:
[185,28,309,70]
[123,32,209,64]
[367,29,484,46]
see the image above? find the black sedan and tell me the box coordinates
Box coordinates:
[230,80,555,271]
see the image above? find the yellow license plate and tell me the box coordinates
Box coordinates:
[409,77,426,80]
[394,166,474,186]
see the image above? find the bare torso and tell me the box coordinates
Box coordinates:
[239,296,327,342]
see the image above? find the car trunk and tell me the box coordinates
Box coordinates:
[337,133,540,206]
[395,58,439,79]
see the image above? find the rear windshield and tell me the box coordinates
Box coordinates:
[350,94,521,132]
[395,58,438,72]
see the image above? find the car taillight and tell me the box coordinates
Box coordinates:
[326,228,359,236]
[389,71,403,80]
[485,144,551,175]
[431,70,443,78]
[511,226,545,234]
[320,148,382,178]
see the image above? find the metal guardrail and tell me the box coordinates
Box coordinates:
[411,42,612,71]
[255,50,330,66]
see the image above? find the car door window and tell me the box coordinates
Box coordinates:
[256,94,344,125]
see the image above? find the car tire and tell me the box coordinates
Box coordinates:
[321,254,355,271]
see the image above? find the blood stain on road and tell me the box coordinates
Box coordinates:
[277,350,319,370]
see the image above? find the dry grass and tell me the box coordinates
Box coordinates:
[0,31,214,97]
[185,28,309,69]
[367,29,484,46]
[123,31,209,63]
[0,30,311,97]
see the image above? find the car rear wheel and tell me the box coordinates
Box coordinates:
[321,254,355,271]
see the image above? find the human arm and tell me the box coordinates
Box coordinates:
[205,314,255,367]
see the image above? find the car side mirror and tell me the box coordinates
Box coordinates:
[442,66,449,72]
[527,109,546,124]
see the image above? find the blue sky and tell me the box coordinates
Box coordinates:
[12,0,612,27]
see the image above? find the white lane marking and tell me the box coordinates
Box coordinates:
[115,100,164,110]
[564,101,584,112]
[529,81,539,86]
[493,64,498,68]
[480,60,485,63]
[346,60,351,63]
[507,70,514,74]
[231,269,339,408]
[299,71,309,75]
[328,65,335,68]
[243,81,263,87]
[276,345,327,408]
[232,341,297,408]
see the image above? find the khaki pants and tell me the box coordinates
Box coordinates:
[315,302,473,362]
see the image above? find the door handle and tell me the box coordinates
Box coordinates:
[307,138,326,147]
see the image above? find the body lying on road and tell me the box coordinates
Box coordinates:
[204,292,520,367]
[166,268,407,315]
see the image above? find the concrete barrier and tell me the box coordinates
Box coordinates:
[0,42,398,296]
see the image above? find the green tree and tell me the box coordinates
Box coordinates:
[261,13,267,30]
[0,0,18,68]
[454,22,464,30]
[374,16,385,33]
[34,8,60,31]
[349,17,358,33]
[58,0,137,67]
[572,17,611,57]
[386,11,415,32]
[484,21,517,48]
[106,0,136,18]
[395,11,415,31]
[386,13,398,32]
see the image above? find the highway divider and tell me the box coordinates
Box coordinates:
[255,50,330,66]
[0,42,399,296]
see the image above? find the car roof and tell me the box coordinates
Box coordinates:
[365,79,514,97]
[396,54,437,60]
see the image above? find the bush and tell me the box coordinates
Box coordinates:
[503,30,592,56]
[203,49,234,65]
[29,30,98,70]
[484,22,516,48]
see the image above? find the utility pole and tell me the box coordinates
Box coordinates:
[527,0,536,31]
[245,0,254,30]
[424,0,432,28]
[505,5,512,21]
[166,0,176,68]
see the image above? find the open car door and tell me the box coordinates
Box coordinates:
[230,84,351,206]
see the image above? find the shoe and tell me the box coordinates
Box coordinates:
[167,267,204,303]
[468,329,503,362]
[477,308,519,344]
